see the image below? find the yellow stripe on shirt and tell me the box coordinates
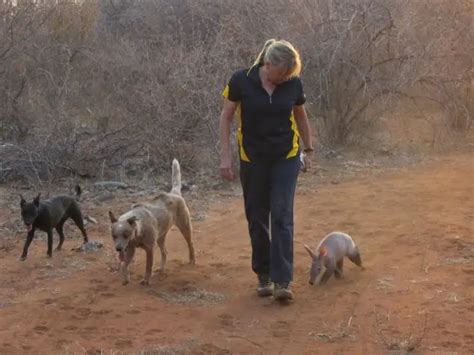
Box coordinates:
[222,85,250,162]
[286,110,300,158]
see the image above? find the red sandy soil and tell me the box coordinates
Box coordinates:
[0,151,472,354]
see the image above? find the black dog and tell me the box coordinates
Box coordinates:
[20,185,89,260]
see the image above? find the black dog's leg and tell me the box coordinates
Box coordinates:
[47,230,53,257]
[69,204,89,243]
[20,231,35,261]
[55,220,66,251]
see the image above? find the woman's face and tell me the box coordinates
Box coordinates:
[264,61,290,85]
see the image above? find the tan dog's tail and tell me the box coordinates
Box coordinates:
[171,158,182,195]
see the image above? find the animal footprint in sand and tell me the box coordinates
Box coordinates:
[126,309,141,315]
[64,325,78,331]
[115,339,133,347]
[271,320,291,338]
[145,329,163,336]
[218,313,236,327]
[100,292,116,297]
[92,309,112,315]
[33,325,49,333]
[210,262,228,268]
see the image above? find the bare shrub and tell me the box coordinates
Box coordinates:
[0,0,471,184]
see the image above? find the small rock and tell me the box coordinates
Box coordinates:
[95,191,115,202]
[72,241,104,253]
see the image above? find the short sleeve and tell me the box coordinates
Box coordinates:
[222,71,242,102]
[295,78,306,105]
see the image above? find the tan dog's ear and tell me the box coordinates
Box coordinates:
[126,216,138,226]
[109,211,118,223]
[304,244,316,259]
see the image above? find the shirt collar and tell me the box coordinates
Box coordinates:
[246,64,262,85]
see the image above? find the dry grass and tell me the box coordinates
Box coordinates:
[0,235,16,253]
[61,338,231,355]
[147,287,225,307]
[373,308,428,353]
[309,316,356,343]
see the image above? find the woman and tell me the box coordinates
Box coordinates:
[219,39,314,301]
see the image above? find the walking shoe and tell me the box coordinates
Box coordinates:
[257,274,273,297]
[274,282,293,301]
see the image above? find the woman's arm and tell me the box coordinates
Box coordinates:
[293,104,314,151]
[219,98,238,181]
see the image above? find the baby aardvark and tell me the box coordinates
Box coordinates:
[304,232,365,285]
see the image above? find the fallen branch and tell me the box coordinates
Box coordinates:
[93,181,128,189]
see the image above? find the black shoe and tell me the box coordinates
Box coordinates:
[274,282,293,300]
[257,274,273,297]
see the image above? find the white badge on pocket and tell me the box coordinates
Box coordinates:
[299,151,306,172]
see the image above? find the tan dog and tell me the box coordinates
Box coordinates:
[108,159,195,285]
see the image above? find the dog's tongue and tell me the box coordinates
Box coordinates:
[118,251,125,262]
[26,224,32,232]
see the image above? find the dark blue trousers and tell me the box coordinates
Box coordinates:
[240,155,300,283]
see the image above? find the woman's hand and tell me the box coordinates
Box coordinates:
[304,152,313,172]
[300,151,314,173]
[293,105,315,173]
[220,150,234,181]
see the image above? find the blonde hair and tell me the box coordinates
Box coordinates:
[253,39,302,78]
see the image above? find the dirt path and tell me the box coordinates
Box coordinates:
[0,153,473,354]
